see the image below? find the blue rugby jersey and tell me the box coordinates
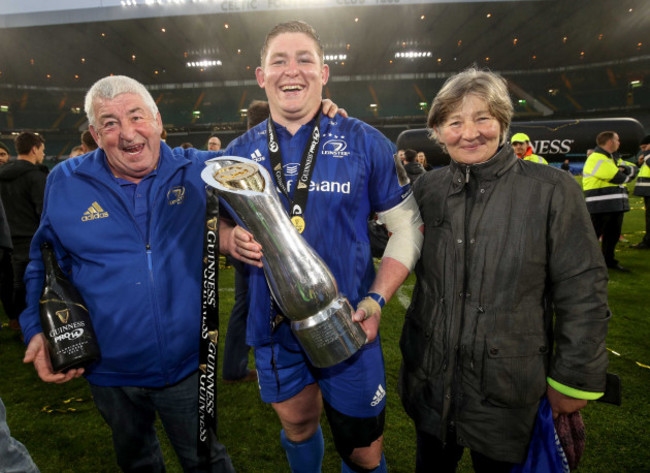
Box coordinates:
[225,114,409,346]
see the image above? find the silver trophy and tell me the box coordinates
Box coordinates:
[201,157,367,368]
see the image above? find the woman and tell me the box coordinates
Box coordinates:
[416,151,433,171]
[398,68,610,472]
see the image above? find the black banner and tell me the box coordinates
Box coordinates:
[198,187,220,462]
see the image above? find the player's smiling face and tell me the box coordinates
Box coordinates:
[256,32,329,130]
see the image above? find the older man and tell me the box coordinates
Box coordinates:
[19,75,236,472]
[207,135,221,152]
[222,21,423,473]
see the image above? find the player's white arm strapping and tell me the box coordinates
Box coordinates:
[354,193,424,339]
[376,193,424,271]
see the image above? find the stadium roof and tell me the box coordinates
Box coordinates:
[0,0,649,90]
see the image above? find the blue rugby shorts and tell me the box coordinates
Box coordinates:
[253,323,387,418]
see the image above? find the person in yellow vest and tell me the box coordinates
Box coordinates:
[510,132,548,164]
[631,135,650,249]
[583,131,638,271]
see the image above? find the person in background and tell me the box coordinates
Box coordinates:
[400,68,610,472]
[81,129,98,154]
[0,396,40,472]
[207,135,221,152]
[397,149,406,164]
[222,20,423,473]
[403,149,425,183]
[0,205,36,472]
[69,145,84,158]
[1,196,39,473]
[0,143,12,323]
[416,151,432,171]
[0,132,48,335]
[245,100,270,129]
[180,142,194,149]
[510,132,548,164]
[0,142,10,165]
[631,134,650,249]
[582,131,638,271]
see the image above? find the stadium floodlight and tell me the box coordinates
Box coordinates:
[394,51,433,59]
[186,60,222,68]
[325,54,347,62]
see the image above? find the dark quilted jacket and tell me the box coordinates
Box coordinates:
[399,145,610,463]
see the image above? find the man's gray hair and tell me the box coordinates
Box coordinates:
[84,75,158,127]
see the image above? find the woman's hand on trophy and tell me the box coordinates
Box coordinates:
[221,222,263,268]
[353,296,382,343]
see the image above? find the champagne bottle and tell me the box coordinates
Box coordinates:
[39,242,100,372]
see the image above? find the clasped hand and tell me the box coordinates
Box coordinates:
[352,297,381,343]
[23,333,84,384]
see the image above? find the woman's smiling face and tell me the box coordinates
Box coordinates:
[435,94,501,165]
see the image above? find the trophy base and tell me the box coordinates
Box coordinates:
[291,297,368,368]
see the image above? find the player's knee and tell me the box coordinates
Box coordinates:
[341,451,386,473]
[324,400,385,471]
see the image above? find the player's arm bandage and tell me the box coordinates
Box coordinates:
[376,193,424,272]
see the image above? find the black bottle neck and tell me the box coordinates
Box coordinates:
[41,243,66,280]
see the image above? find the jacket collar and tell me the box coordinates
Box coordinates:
[449,144,518,185]
[593,146,613,159]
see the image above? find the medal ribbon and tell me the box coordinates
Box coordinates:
[266,110,322,230]
[198,187,220,463]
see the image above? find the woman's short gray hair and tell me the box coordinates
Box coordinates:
[84,75,159,127]
[427,68,513,151]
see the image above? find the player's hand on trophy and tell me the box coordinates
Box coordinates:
[353,296,381,343]
[222,222,263,268]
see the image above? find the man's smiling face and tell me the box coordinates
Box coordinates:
[90,92,163,184]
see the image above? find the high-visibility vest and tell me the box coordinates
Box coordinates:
[523,154,548,165]
[633,158,650,197]
[518,146,549,165]
[583,149,630,213]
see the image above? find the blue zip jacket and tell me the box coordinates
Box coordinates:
[21,143,215,387]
